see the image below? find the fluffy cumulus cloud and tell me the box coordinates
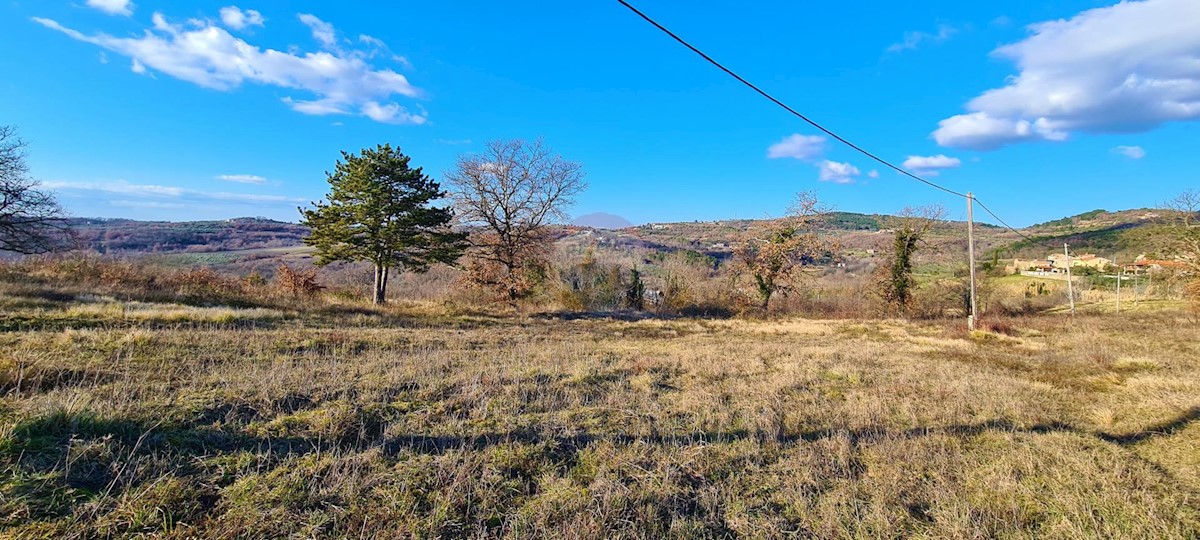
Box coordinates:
[767,134,826,161]
[902,154,961,176]
[1112,145,1146,159]
[34,9,425,125]
[817,161,860,184]
[362,101,426,125]
[934,0,1200,150]
[767,134,865,183]
[86,0,134,16]
[219,6,264,30]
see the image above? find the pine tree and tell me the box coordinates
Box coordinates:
[300,144,466,304]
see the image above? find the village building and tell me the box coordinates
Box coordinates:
[1009,253,1112,275]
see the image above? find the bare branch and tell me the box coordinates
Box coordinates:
[0,125,70,254]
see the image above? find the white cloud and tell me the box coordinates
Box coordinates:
[934,0,1200,150]
[767,134,862,183]
[298,13,337,50]
[886,24,956,53]
[130,58,146,74]
[219,6,264,30]
[110,200,187,209]
[902,154,962,176]
[44,180,182,197]
[85,0,133,16]
[867,170,880,179]
[33,11,425,125]
[216,174,268,184]
[280,97,348,116]
[357,34,411,67]
[361,101,426,125]
[1112,145,1146,159]
[437,138,473,145]
[818,160,860,184]
[44,179,305,204]
[359,34,385,49]
[767,134,826,161]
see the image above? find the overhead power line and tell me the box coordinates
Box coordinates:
[615,0,967,199]
[974,195,1089,253]
[616,0,1066,255]
[972,197,1066,253]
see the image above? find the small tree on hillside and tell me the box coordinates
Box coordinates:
[873,205,948,315]
[446,139,586,305]
[1145,190,1200,308]
[1,125,70,254]
[300,144,466,304]
[735,191,833,310]
[1146,190,1200,271]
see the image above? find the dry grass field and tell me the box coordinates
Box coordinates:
[1,286,1198,538]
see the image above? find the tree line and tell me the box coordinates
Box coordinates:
[2,124,1197,314]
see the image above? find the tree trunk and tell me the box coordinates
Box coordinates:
[382,266,389,302]
[372,264,387,305]
[506,262,519,308]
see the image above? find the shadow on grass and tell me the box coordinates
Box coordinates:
[1095,406,1200,444]
[4,404,1197,522]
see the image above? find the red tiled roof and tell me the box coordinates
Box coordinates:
[1132,259,1189,268]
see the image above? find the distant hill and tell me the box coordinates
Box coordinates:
[68,217,309,254]
[572,212,634,230]
[987,208,1161,259]
[60,207,1162,264]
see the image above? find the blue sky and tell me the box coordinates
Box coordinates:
[1,0,1197,226]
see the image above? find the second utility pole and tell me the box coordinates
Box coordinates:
[1064,243,1076,316]
[967,192,978,330]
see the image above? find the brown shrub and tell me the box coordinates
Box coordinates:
[275,264,325,297]
[1186,279,1200,315]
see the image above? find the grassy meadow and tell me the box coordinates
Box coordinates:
[1,271,1198,539]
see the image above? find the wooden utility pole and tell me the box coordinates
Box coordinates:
[966,193,978,330]
[1108,265,1118,312]
[1064,243,1075,316]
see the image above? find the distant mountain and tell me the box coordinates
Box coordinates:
[572,212,634,230]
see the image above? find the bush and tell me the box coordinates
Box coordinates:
[556,250,627,311]
[274,264,324,297]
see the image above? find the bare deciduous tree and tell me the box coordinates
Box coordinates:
[1148,190,1200,273]
[735,191,835,310]
[446,139,586,304]
[1,126,70,254]
[1146,190,1200,309]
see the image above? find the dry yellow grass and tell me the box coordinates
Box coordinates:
[0,288,1197,538]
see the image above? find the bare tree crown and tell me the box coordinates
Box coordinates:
[445,138,586,304]
[0,125,70,254]
[446,139,586,233]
